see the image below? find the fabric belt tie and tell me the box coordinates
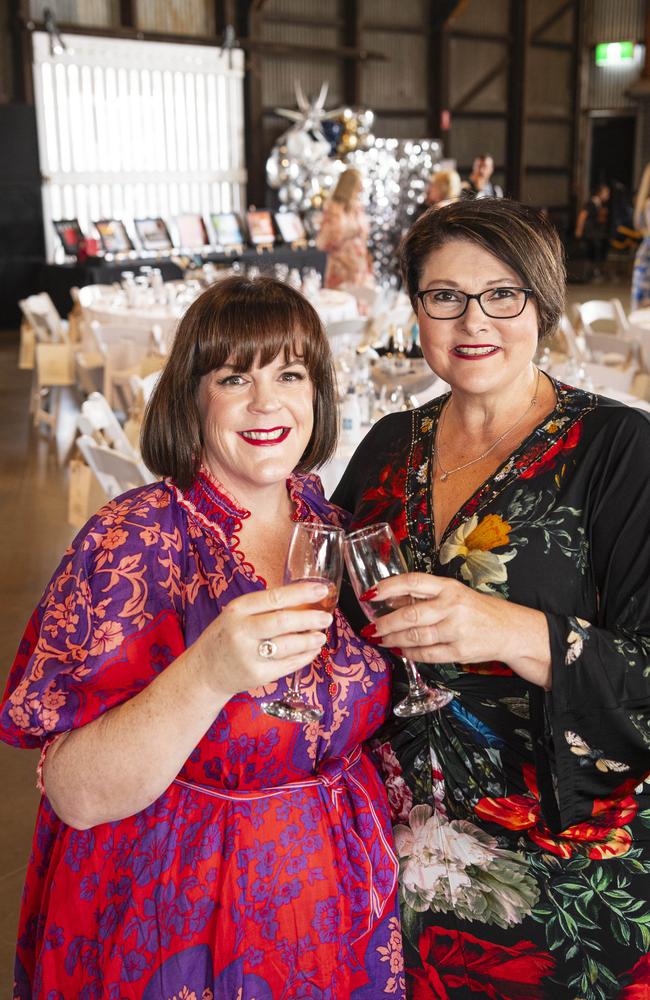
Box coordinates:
[174,744,398,941]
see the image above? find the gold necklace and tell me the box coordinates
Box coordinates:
[435,368,541,482]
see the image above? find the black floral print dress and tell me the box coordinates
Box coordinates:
[332,379,650,1000]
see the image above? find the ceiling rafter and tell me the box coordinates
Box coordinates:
[530,0,574,46]
[452,55,508,112]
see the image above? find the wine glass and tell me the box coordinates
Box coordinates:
[261,522,344,724]
[344,522,454,717]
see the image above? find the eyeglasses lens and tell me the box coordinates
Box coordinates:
[422,289,527,319]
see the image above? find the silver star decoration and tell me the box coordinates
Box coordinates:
[275,81,345,132]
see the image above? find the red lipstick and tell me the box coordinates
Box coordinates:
[237,427,290,446]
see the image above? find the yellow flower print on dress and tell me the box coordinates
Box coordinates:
[439,514,516,593]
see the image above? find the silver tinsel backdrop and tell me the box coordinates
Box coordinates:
[266,84,442,285]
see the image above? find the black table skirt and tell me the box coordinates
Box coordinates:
[40,246,327,316]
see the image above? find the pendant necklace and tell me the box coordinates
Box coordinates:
[435,367,541,482]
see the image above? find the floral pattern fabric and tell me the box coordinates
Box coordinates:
[315,201,375,291]
[0,470,405,999]
[332,379,650,1000]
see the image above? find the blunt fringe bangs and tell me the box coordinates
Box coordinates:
[399,198,566,341]
[141,275,338,488]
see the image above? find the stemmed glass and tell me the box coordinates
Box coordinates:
[261,522,344,724]
[344,522,454,717]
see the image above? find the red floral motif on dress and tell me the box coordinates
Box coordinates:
[475,762,637,859]
[618,954,650,998]
[518,420,582,480]
[410,926,555,1000]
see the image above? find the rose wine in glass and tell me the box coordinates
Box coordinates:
[261,522,344,724]
[344,522,454,717]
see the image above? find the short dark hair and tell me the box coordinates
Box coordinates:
[142,275,338,488]
[399,198,566,340]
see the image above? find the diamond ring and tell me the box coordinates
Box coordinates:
[257,639,278,659]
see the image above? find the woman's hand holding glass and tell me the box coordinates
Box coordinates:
[361,570,552,690]
[192,580,333,701]
[344,523,454,716]
[262,522,344,723]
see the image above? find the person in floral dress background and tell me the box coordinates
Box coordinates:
[316,167,376,293]
[0,276,405,999]
[333,199,650,999]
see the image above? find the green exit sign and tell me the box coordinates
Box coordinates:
[595,41,635,66]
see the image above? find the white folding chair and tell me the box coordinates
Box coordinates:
[79,392,138,457]
[90,320,160,411]
[19,293,68,343]
[582,330,639,367]
[76,434,155,500]
[576,299,629,338]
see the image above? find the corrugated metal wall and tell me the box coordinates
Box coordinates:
[586,0,645,109]
[28,0,119,28]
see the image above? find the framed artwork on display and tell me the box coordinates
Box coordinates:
[210,212,245,248]
[134,217,173,251]
[273,211,306,244]
[245,209,275,246]
[94,219,134,254]
[174,213,210,248]
[53,218,85,256]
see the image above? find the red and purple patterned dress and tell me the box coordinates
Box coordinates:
[0,469,405,999]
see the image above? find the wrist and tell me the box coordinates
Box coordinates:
[501,605,552,689]
[181,638,232,714]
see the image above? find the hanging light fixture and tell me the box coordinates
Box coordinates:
[43,7,67,57]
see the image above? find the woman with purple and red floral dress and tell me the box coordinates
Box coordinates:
[0,276,404,999]
[333,200,650,999]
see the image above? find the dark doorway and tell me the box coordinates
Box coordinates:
[589,115,636,192]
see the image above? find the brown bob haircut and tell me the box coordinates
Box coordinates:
[141,274,338,489]
[400,198,566,341]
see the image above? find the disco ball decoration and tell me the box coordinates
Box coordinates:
[347,138,442,285]
[265,81,442,284]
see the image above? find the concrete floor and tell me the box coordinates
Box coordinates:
[0,333,77,992]
[0,266,637,990]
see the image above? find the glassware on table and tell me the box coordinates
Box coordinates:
[261,522,344,724]
[344,522,454,717]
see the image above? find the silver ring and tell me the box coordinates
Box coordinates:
[257,639,278,659]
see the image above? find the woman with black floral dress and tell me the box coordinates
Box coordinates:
[333,199,650,1000]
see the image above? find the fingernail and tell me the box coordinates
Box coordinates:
[389,647,404,657]
[310,582,329,595]
[360,623,378,639]
[359,587,378,602]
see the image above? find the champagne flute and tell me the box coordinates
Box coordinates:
[261,522,344,724]
[344,522,454,717]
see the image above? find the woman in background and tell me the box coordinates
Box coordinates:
[632,162,650,308]
[317,167,375,291]
[414,168,462,222]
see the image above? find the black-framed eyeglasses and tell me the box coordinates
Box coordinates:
[416,286,533,320]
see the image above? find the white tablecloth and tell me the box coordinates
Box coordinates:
[628,308,650,328]
[310,289,359,325]
[88,303,181,350]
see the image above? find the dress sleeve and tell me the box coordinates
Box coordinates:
[0,485,186,749]
[533,408,650,832]
[315,202,345,252]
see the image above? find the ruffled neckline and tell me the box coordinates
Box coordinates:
[171,465,313,544]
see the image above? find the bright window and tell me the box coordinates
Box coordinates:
[32,32,246,260]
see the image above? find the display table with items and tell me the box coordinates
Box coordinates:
[40,246,327,316]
